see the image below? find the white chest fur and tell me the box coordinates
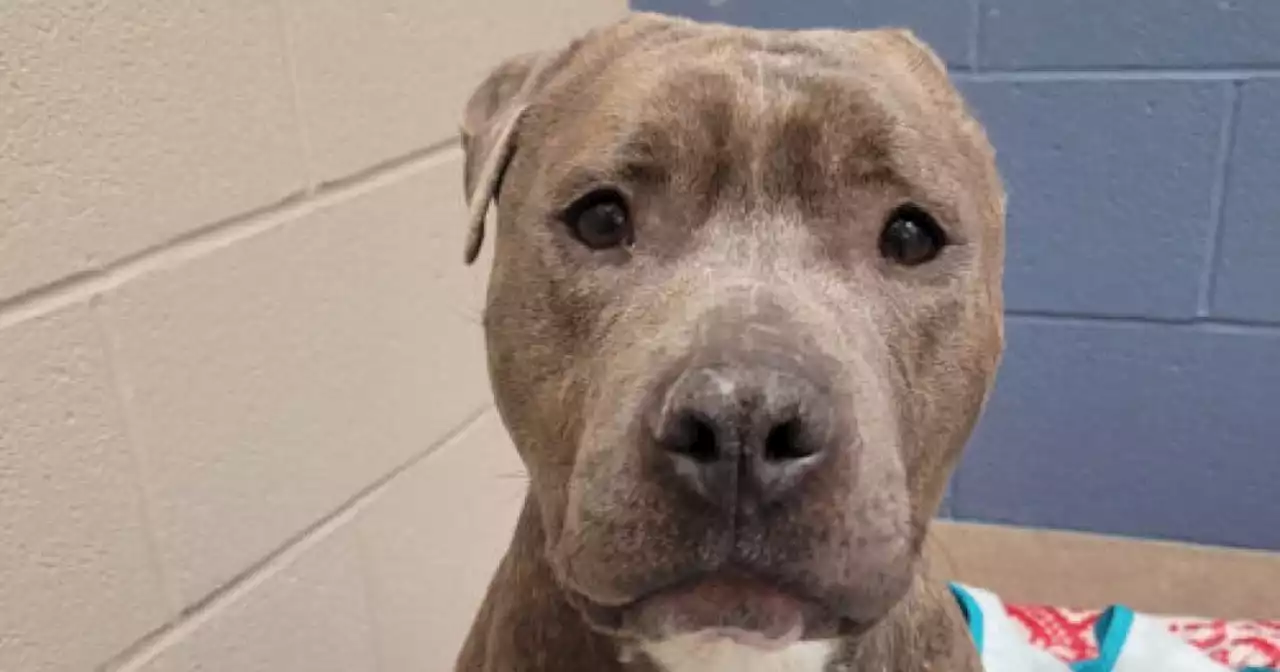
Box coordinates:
[640,635,837,672]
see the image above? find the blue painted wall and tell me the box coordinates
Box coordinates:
[632,0,1280,550]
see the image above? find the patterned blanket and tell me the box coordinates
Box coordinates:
[953,583,1280,671]
[1006,601,1280,670]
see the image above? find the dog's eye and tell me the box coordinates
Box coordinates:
[879,204,947,266]
[565,190,632,251]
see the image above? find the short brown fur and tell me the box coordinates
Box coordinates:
[456,12,1004,671]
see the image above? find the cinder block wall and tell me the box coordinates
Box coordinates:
[634,0,1280,551]
[0,2,625,671]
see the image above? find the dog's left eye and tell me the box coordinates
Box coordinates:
[565,190,633,251]
[879,204,947,266]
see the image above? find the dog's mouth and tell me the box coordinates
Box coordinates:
[569,570,866,645]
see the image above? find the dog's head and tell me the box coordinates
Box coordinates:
[461,13,1004,647]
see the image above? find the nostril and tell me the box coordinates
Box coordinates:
[764,416,817,462]
[664,412,720,464]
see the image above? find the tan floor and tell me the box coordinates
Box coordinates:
[930,520,1280,620]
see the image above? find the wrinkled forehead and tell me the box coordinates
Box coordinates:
[533,31,993,231]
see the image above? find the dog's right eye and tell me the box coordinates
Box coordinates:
[879,204,947,266]
[564,190,633,251]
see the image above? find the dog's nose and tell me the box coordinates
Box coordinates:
[652,365,834,505]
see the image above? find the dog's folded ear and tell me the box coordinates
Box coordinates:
[878,28,949,77]
[459,52,551,265]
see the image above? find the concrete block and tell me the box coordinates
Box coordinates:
[284,0,628,182]
[100,158,493,606]
[954,318,1280,550]
[357,412,525,672]
[1212,80,1280,323]
[0,0,305,301]
[0,305,169,672]
[980,0,1280,69]
[633,0,973,66]
[129,526,377,672]
[960,79,1227,318]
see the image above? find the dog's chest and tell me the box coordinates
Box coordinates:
[638,636,836,672]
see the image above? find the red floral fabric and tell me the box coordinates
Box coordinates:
[1006,603,1280,670]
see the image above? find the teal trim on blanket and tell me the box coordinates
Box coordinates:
[945,583,1278,672]
[1069,605,1136,672]
[948,583,986,656]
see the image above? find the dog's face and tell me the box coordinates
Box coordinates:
[462,13,1004,646]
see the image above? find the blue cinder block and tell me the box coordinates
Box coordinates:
[960,80,1228,318]
[1212,80,1280,324]
[980,0,1280,70]
[631,0,973,67]
[954,317,1280,551]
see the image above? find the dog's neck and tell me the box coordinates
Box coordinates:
[456,496,979,672]
[456,498,623,671]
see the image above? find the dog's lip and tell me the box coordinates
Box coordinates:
[569,569,858,641]
[584,568,811,610]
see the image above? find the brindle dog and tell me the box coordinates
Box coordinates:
[456,12,1004,672]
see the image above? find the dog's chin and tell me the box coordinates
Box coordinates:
[573,573,864,646]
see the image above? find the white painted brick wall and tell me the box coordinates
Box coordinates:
[0,2,627,670]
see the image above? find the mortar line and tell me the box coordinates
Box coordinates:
[87,295,185,620]
[955,68,1280,83]
[272,0,319,193]
[352,500,392,672]
[1197,81,1244,317]
[967,0,982,72]
[102,405,493,672]
[0,140,461,331]
[946,474,962,520]
[1006,310,1280,335]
